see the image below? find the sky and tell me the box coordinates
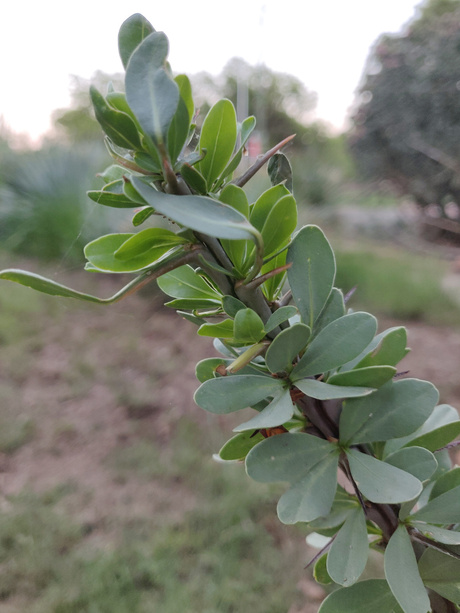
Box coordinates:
[1,0,422,143]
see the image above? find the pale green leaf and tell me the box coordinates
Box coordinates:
[339,379,439,446]
[347,448,422,503]
[327,507,369,587]
[287,225,336,329]
[291,312,377,380]
[265,323,311,374]
[318,580,404,613]
[194,375,283,414]
[294,378,375,400]
[327,365,396,388]
[233,308,266,344]
[418,549,460,604]
[233,390,294,431]
[384,525,431,613]
[264,306,298,334]
[157,265,221,300]
[118,13,154,69]
[384,447,437,481]
[411,485,460,524]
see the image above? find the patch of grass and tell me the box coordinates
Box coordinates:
[335,246,460,325]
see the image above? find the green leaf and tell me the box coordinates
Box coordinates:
[308,490,359,531]
[291,312,377,380]
[268,152,293,192]
[356,327,409,369]
[347,448,422,503]
[384,404,460,456]
[194,375,283,414]
[87,188,140,209]
[233,390,294,432]
[157,265,221,300]
[430,467,460,500]
[418,548,460,604]
[174,74,194,124]
[260,250,288,301]
[313,287,346,335]
[219,430,265,461]
[233,308,265,344]
[265,323,311,374]
[222,296,246,317]
[97,164,126,184]
[0,268,152,305]
[219,115,257,181]
[384,525,431,613]
[197,320,235,339]
[130,178,261,242]
[180,163,207,194]
[327,507,369,587]
[339,379,439,446]
[264,306,298,334]
[294,378,375,400]
[125,32,179,146]
[411,485,460,524]
[167,94,190,164]
[195,357,263,383]
[250,187,297,258]
[246,432,339,524]
[198,99,237,186]
[220,185,250,271]
[90,86,142,150]
[341,326,408,372]
[132,207,155,226]
[114,228,188,261]
[164,298,221,310]
[327,365,396,388]
[118,13,155,69]
[314,555,334,585]
[287,225,336,329]
[84,233,183,273]
[413,523,460,546]
[318,579,404,613]
[384,447,438,481]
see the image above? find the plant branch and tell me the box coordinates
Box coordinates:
[233,134,296,188]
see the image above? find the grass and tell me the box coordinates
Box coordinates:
[334,243,460,326]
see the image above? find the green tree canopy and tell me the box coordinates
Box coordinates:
[350,0,460,213]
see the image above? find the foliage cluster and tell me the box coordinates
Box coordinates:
[350,0,460,214]
[2,13,460,612]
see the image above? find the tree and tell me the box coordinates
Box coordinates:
[350,0,460,214]
[191,57,317,150]
[1,13,460,612]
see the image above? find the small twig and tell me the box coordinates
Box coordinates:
[304,534,337,570]
[233,134,296,188]
[236,262,292,291]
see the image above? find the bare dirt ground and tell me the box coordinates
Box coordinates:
[0,272,459,612]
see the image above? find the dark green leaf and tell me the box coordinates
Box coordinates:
[430,467,460,500]
[356,327,408,369]
[418,549,460,603]
[198,99,237,186]
[219,115,256,181]
[180,163,207,194]
[164,298,221,310]
[268,152,293,192]
[347,448,422,503]
[260,250,288,301]
[125,32,179,146]
[384,525,431,613]
[287,225,336,329]
[291,312,377,380]
[90,87,142,150]
[339,379,439,446]
[314,555,334,585]
[118,13,154,69]
[250,186,297,258]
[222,296,246,317]
[318,579,404,613]
[167,94,190,164]
[132,207,155,226]
[327,507,369,587]
[87,188,140,209]
[265,323,311,374]
[194,375,283,414]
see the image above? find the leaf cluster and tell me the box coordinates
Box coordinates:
[1,12,459,613]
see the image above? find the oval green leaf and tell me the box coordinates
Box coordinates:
[327,507,369,587]
[265,323,311,374]
[198,99,237,186]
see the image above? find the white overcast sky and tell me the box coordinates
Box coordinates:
[1,0,421,143]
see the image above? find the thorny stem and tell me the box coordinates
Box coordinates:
[233,134,296,188]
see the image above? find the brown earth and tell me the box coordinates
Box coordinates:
[0,272,459,611]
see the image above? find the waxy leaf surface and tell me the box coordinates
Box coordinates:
[318,579,403,613]
[326,507,368,587]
